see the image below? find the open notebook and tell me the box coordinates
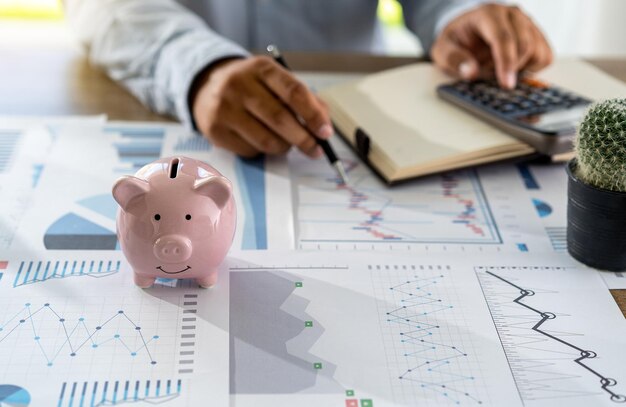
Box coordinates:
[318,60,626,184]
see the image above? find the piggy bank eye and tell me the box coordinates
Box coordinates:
[185,214,192,220]
[154,214,161,221]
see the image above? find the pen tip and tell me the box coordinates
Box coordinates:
[334,161,350,186]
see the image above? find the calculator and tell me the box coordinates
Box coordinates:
[437,77,592,155]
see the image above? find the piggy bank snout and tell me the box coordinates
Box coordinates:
[153,235,193,263]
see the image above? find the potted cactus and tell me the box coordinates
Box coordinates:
[567,98,626,270]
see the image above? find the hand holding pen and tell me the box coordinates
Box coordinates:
[267,45,349,184]
[189,50,347,183]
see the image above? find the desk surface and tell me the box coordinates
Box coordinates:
[1,46,625,316]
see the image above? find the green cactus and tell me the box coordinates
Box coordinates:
[575,98,626,192]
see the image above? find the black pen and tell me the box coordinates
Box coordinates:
[267,44,349,185]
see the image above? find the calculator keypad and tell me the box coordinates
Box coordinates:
[448,78,591,119]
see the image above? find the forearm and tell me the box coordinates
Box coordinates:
[64,0,249,125]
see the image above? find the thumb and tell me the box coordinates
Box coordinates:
[432,38,479,80]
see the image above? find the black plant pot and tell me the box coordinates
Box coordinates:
[567,159,626,271]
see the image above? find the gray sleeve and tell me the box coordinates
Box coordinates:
[64,0,250,126]
[399,0,486,54]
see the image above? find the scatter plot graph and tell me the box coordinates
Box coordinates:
[476,267,626,404]
[0,303,159,367]
[293,153,500,247]
[58,379,181,407]
[376,266,482,405]
[12,258,120,287]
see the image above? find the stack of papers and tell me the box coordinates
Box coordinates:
[1,59,625,406]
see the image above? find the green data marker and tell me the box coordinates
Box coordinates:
[314,362,322,369]
[361,400,373,407]
[295,282,303,287]
[346,390,355,397]
[305,321,313,327]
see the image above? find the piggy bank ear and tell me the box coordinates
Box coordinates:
[112,176,150,212]
[194,176,232,209]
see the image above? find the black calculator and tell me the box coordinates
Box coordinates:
[437,77,592,155]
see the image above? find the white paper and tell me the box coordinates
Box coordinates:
[0,116,106,250]
[0,250,229,406]
[539,59,626,100]
[3,120,292,253]
[287,137,570,254]
[597,270,626,289]
[226,250,626,407]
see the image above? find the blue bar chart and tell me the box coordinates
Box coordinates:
[58,379,182,406]
[235,156,267,250]
[0,130,20,173]
[105,126,164,173]
[12,258,120,287]
[173,135,212,152]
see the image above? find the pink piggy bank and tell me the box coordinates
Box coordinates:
[112,156,236,288]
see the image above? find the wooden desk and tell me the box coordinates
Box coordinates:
[1,47,625,315]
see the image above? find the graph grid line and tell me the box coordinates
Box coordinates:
[480,268,626,403]
[12,259,120,287]
[58,379,182,406]
[376,264,482,404]
[0,303,159,367]
[297,164,502,245]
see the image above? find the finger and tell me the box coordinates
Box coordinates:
[524,26,553,73]
[256,58,333,139]
[474,7,519,88]
[431,33,480,80]
[228,110,293,156]
[208,125,260,158]
[508,7,534,70]
[243,80,322,158]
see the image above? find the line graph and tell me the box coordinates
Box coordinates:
[230,269,340,394]
[477,267,626,404]
[12,258,120,287]
[292,151,501,247]
[58,379,182,406]
[378,266,482,404]
[0,303,159,367]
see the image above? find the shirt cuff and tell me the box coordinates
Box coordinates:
[434,1,490,38]
[155,30,250,129]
